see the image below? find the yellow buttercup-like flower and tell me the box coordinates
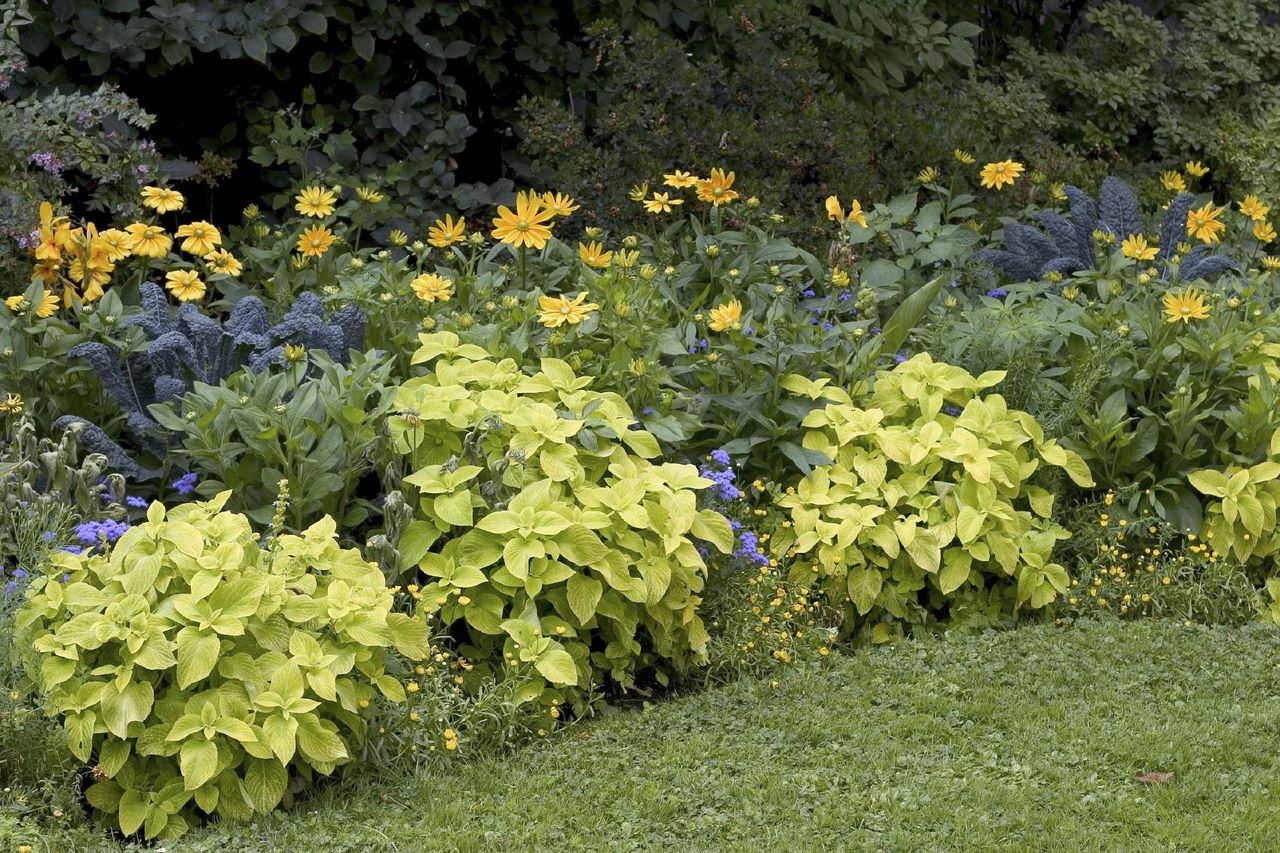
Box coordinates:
[125,223,172,257]
[1239,195,1270,222]
[979,160,1025,190]
[295,185,337,218]
[542,192,579,218]
[825,196,868,228]
[491,193,554,250]
[1120,234,1158,261]
[175,221,221,256]
[577,241,612,269]
[953,149,976,165]
[411,273,453,303]
[696,169,738,206]
[296,225,336,257]
[1160,171,1187,193]
[204,248,242,277]
[1185,160,1209,178]
[1162,287,1210,324]
[1254,220,1277,244]
[140,185,185,213]
[428,214,466,248]
[164,269,206,302]
[708,298,743,332]
[663,170,699,188]
[643,192,683,214]
[538,292,599,327]
[1185,202,1226,244]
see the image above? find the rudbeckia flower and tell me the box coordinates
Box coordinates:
[643,193,683,214]
[542,192,579,218]
[537,292,599,327]
[1239,195,1270,222]
[125,223,172,257]
[175,221,221,256]
[578,241,613,269]
[1120,234,1158,261]
[708,298,743,332]
[825,196,867,228]
[411,273,453,303]
[164,269,206,302]
[1185,202,1226,244]
[696,169,738,205]
[979,160,1025,190]
[140,186,185,213]
[1162,287,1209,323]
[297,225,336,257]
[492,193,554,250]
[295,186,337,218]
[663,170,699,188]
[428,214,466,248]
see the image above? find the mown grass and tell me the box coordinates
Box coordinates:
[11,618,1280,852]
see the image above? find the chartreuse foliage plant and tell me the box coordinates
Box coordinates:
[14,494,428,840]
[1190,427,1280,570]
[773,355,1095,639]
[389,332,734,694]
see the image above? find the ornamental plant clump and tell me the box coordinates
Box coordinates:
[14,494,428,840]
[1189,428,1280,568]
[389,333,734,693]
[772,355,1095,639]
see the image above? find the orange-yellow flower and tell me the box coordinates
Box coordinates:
[643,192,683,214]
[542,192,579,218]
[1239,195,1270,222]
[663,170,699,188]
[428,214,466,248]
[125,223,172,257]
[1253,220,1277,244]
[140,185,185,213]
[96,228,132,262]
[538,292,599,327]
[175,221,221,256]
[411,273,453,303]
[825,196,867,228]
[1160,171,1186,193]
[296,225,336,257]
[1120,234,1158,261]
[708,298,743,332]
[492,193,554,250]
[1185,160,1209,178]
[1162,287,1209,324]
[578,241,612,269]
[1185,202,1226,244]
[295,185,337,218]
[696,169,738,206]
[165,269,206,302]
[979,160,1025,190]
[204,248,242,277]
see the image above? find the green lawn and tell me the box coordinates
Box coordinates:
[20,618,1280,852]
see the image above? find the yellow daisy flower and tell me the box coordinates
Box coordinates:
[537,292,599,327]
[1185,160,1209,178]
[708,298,743,332]
[411,273,453,303]
[542,192,579,218]
[1162,287,1210,324]
[175,221,221,256]
[979,160,1025,190]
[1120,234,1158,261]
[696,169,738,206]
[1253,220,1277,244]
[953,149,976,165]
[491,193,554,250]
[295,185,337,218]
[164,269,206,302]
[1239,195,1270,222]
[296,225,336,257]
[203,248,242,277]
[1160,171,1187,193]
[428,214,466,248]
[824,196,868,228]
[356,186,385,203]
[663,170,699,188]
[577,241,613,269]
[1185,202,1226,244]
[643,192,683,214]
[140,185,185,213]
[95,229,132,262]
[124,223,172,257]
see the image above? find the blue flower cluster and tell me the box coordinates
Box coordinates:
[126,495,148,508]
[735,529,769,568]
[173,472,198,496]
[688,338,711,355]
[699,449,740,502]
[75,519,130,546]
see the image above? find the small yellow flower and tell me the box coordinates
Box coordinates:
[96,228,133,262]
[411,273,453,303]
[297,225,336,257]
[628,183,649,202]
[1162,287,1210,324]
[140,185,185,213]
[577,241,613,269]
[824,196,867,228]
[356,186,385,203]
[1185,202,1226,244]
[1185,160,1209,178]
[916,166,939,184]
[542,192,579,217]
[614,249,639,269]
[1120,234,1158,261]
[283,343,306,363]
[1253,220,1276,244]
[492,193,554,250]
[203,248,242,277]
[0,393,23,414]
[406,682,419,693]
[708,298,743,332]
[34,289,59,318]
[696,168,738,206]
[295,185,337,218]
[125,223,172,257]
[428,214,466,248]
[643,192,683,214]
[979,160,1025,190]
[1160,171,1187,193]
[663,169,699,188]
[175,221,221,256]
[953,149,976,165]
[538,292,599,328]
[1262,255,1280,271]
[388,229,408,247]
[164,269,206,302]
[1238,194,1269,222]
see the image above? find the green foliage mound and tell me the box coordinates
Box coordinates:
[15,494,427,840]
[389,332,733,694]
[774,355,1095,638]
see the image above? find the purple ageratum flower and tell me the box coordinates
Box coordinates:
[173,472,198,496]
[822,321,834,331]
[59,545,83,555]
[838,292,851,302]
[711,448,732,467]
[802,289,816,299]
[126,496,148,508]
[734,529,770,568]
[944,405,962,416]
[743,326,755,336]
[75,519,130,546]
[641,407,657,416]
[987,288,1008,298]
[894,350,908,364]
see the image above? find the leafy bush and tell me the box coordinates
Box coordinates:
[1190,428,1280,567]
[389,332,733,694]
[14,493,428,840]
[772,354,1094,639]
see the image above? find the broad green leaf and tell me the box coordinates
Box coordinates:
[176,627,221,689]
[179,739,220,791]
[565,573,603,624]
[534,647,578,685]
[243,757,288,813]
[846,567,882,615]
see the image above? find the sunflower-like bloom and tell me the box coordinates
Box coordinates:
[297,225,336,257]
[538,292,599,327]
[175,221,221,256]
[1254,221,1277,244]
[1185,160,1209,178]
[1160,171,1187,193]
[125,223,172,257]
[492,193,554,250]
[916,166,939,185]
[1185,202,1226,244]
[696,169,738,206]
[708,298,743,332]
[165,269,206,302]
[428,214,466,248]
[140,186,185,213]
[411,273,453,303]
[295,186,337,218]
[643,192,683,214]
[96,228,133,262]
[204,248,243,277]
[67,254,113,302]
[824,196,868,228]
[578,241,613,269]
[978,160,1025,191]
[542,192,579,218]
[0,394,22,414]
[5,290,59,318]
[1120,234,1158,261]
[663,170,699,188]
[1162,287,1210,324]
[356,186,385,203]
[1239,195,1270,222]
